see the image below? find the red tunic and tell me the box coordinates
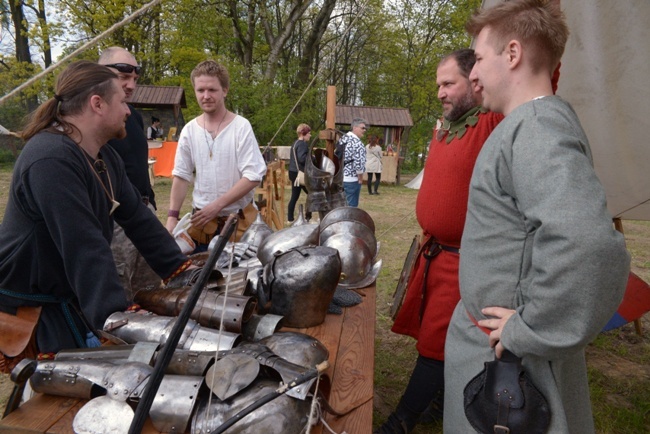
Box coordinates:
[392,111,503,359]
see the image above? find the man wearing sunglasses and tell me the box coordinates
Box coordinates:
[98,47,160,300]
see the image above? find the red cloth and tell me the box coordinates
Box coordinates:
[148,141,178,177]
[392,111,503,359]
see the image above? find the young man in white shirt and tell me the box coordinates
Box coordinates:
[165,60,266,248]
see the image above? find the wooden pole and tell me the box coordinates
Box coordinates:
[326,86,337,159]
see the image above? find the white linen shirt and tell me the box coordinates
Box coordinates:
[172,115,267,215]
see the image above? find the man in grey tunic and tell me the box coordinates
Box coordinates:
[444,1,630,433]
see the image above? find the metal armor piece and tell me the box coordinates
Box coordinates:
[242,314,284,341]
[305,148,346,213]
[134,287,256,333]
[259,332,329,369]
[321,234,372,286]
[73,396,135,433]
[104,311,241,352]
[319,205,376,233]
[320,220,378,259]
[149,375,204,433]
[291,204,309,226]
[205,353,260,400]
[191,379,312,434]
[30,360,116,399]
[164,267,224,290]
[218,342,316,400]
[239,212,274,248]
[162,350,218,376]
[54,344,217,377]
[29,360,152,401]
[319,210,381,289]
[256,223,319,266]
[263,246,341,328]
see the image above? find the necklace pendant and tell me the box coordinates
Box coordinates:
[210,151,213,159]
[110,200,120,215]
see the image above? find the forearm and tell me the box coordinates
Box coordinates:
[208,178,259,212]
[166,176,190,231]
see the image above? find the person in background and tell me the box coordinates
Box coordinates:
[0,61,190,355]
[377,49,503,434]
[287,123,313,222]
[338,118,367,207]
[147,116,163,140]
[365,135,383,195]
[444,1,629,432]
[98,47,161,300]
[165,60,266,248]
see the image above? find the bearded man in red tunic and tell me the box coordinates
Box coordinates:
[375,49,504,434]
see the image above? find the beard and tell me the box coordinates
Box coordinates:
[444,90,478,122]
[115,124,127,140]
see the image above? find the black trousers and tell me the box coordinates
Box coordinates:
[367,172,381,193]
[397,355,444,426]
[287,171,311,221]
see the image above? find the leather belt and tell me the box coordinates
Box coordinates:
[419,239,460,322]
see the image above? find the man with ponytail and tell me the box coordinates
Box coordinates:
[0,61,190,355]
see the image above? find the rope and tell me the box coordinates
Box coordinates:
[0,0,164,107]
[374,208,417,243]
[305,372,322,434]
[263,0,373,153]
[204,238,237,423]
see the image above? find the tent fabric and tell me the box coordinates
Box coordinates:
[481,0,650,220]
[602,272,650,331]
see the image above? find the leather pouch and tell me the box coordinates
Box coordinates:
[0,306,41,374]
[187,218,219,245]
[464,350,550,434]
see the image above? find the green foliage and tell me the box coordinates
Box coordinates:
[4,0,481,163]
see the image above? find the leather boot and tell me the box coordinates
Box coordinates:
[373,404,419,434]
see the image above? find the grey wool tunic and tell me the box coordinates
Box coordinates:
[444,96,630,433]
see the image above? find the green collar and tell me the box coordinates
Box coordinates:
[437,106,485,144]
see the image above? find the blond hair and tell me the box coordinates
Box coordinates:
[466,0,568,74]
[190,60,230,89]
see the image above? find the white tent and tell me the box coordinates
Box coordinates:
[482,0,650,220]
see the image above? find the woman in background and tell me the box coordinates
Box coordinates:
[365,136,383,195]
[287,123,312,222]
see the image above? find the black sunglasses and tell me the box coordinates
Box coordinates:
[105,63,142,75]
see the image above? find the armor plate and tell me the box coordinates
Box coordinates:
[256,223,319,266]
[263,246,341,328]
[104,311,241,352]
[191,379,312,434]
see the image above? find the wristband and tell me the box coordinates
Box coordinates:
[168,209,180,219]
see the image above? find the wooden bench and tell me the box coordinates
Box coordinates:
[0,287,376,433]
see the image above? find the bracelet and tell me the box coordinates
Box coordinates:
[167,209,180,219]
[163,259,192,285]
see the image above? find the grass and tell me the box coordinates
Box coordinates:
[0,166,649,433]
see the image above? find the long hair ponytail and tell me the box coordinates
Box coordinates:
[22,61,118,141]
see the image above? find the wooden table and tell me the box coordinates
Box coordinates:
[0,287,376,433]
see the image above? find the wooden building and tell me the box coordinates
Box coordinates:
[335,105,414,184]
[130,85,187,140]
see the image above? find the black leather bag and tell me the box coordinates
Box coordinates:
[464,350,551,434]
